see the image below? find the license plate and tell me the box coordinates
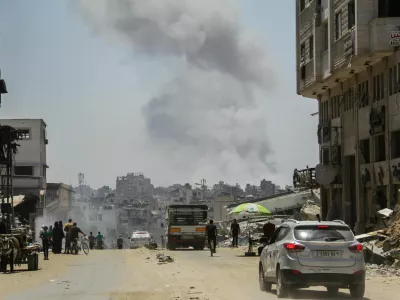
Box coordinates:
[315,251,341,257]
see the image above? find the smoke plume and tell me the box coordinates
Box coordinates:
[76,0,276,182]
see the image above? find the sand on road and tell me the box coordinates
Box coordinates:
[2,248,400,300]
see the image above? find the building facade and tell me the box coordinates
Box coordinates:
[116,173,153,199]
[45,183,75,223]
[296,0,400,233]
[0,119,48,197]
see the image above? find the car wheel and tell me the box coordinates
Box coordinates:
[259,264,272,292]
[276,269,289,298]
[349,284,365,299]
[326,286,339,295]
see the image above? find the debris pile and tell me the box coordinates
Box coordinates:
[291,200,320,221]
[156,253,174,264]
[366,263,400,277]
[144,241,158,250]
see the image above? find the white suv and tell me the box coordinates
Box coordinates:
[259,219,365,299]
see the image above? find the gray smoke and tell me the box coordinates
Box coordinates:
[76,0,276,181]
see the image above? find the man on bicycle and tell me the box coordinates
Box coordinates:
[69,223,86,253]
[206,219,217,253]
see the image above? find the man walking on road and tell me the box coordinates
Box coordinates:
[88,232,95,250]
[117,235,123,249]
[40,226,51,260]
[64,219,73,254]
[230,219,240,248]
[206,219,217,253]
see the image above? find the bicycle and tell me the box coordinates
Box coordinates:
[71,236,90,255]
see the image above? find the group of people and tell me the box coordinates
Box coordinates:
[39,219,87,260]
[228,218,276,248]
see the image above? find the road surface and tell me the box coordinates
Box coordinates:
[1,248,400,300]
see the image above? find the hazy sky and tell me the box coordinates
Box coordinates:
[0,0,318,189]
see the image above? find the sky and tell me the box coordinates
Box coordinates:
[0,0,318,189]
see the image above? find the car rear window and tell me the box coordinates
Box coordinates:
[294,225,355,242]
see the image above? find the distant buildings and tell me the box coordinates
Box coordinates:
[116,173,153,200]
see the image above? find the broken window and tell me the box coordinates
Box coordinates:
[300,0,306,12]
[391,130,400,158]
[374,134,386,162]
[360,139,370,163]
[14,166,34,176]
[18,129,31,140]
[348,1,355,29]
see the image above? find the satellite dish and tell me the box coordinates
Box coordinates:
[315,163,338,185]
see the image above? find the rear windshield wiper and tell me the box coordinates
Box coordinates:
[324,237,345,242]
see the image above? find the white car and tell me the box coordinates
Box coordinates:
[130,231,152,249]
[259,219,365,298]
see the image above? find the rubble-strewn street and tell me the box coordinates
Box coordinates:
[2,248,400,300]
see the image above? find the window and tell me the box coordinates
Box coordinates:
[294,225,355,242]
[331,96,341,119]
[391,131,400,159]
[360,139,370,163]
[348,1,355,29]
[323,23,329,51]
[374,134,386,162]
[335,12,342,40]
[18,129,31,140]
[276,227,290,242]
[373,73,385,102]
[300,0,306,12]
[309,36,314,59]
[301,65,306,80]
[358,80,369,107]
[322,147,330,164]
[14,166,34,176]
[300,43,306,62]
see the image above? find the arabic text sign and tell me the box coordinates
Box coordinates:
[390,31,400,46]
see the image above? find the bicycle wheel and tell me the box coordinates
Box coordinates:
[82,242,90,255]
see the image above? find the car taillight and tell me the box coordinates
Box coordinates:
[348,244,363,253]
[284,243,305,252]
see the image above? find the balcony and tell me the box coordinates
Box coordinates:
[332,30,355,71]
[369,17,400,57]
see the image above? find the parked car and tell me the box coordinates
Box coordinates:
[258,219,365,299]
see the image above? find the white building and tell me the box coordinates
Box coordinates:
[0,119,48,197]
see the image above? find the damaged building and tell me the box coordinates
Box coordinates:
[296,0,400,233]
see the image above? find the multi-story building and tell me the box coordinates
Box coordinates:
[296,0,400,233]
[116,173,153,199]
[45,182,75,223]
[0,119,48,199]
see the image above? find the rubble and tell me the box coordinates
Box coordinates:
[156,253,174,264]
[366,263,400,277]
[291,200,320,221]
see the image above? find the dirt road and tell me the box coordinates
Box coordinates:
[2,248,400,300]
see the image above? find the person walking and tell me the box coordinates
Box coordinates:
[117,235,123,249]
[88,232,95,250]
[58,221,65,252]
[40,226,51,260]
[52,221,63,254]
[64,219,73,254]
[230,219,240,248]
